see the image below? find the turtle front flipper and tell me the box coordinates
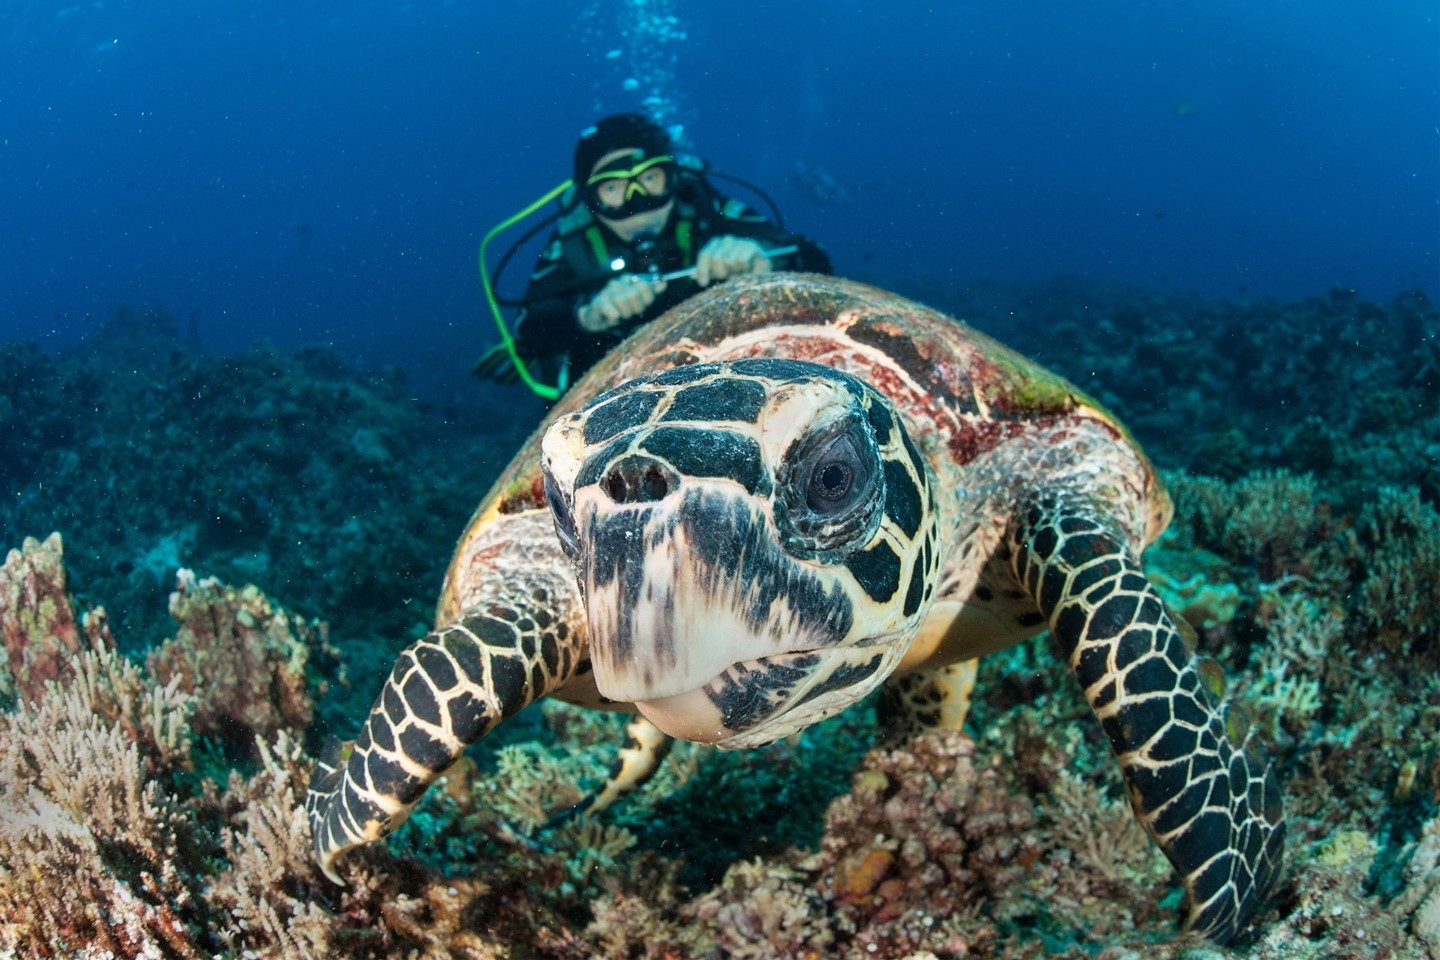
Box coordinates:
[306,512,585,882]
[1009,494,1284,944]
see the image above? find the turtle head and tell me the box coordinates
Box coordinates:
[540,359,940,748]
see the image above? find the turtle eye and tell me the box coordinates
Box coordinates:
[543,469,579,559]
[779,416,884,558]
[806,434,868,515]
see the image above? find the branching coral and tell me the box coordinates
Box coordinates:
[1257,591,1346,677]
[1245,592,1344,741]
[549,817,638,889]
[586,880,692,960]
[0,534,582,959]
[1043,767,1167,889]
[1165,469,1329,580]
[0,539,205,956]
[691,858,834,959]
[0,792,201,958]
[205,730,337,958]
[1350,485,1440,647]
[483,742,594,833]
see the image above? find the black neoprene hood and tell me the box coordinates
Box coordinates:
[573,113,673,184]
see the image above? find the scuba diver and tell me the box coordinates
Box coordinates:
[474,113,832,398]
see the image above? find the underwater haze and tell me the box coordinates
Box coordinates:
[1,0,1435,375]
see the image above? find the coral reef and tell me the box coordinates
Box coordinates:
[1,280,1437,957]
[146,571,340,752]
[0,532,87,705]
[0,307,509,686]
[0,534,590,959]
[925,279,1439,498]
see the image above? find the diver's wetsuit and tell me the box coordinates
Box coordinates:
[513,172,831,385]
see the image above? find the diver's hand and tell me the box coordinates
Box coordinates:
[577,274,668,332]
[473,342,520,384]
[694,236,771,287]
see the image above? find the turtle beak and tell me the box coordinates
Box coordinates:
[572,472,832,703]
[631,644,902,747]
[566,463,898,745]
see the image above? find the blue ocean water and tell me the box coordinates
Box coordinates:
[1,0,1435,385]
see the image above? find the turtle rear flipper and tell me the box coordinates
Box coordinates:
[306,512,585,881]
[548,715,674,827]
[877,660,979,744]
[1010,494,1285,944]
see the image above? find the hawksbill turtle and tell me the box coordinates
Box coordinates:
[306,274,1284,943]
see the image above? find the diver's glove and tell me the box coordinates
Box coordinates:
[577,273,668,332]
[694,235,772,287]
[472,342,521,384]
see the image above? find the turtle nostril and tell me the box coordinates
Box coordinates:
[602,471,628,502]
[599,456,677,504]
[642,464,670,501]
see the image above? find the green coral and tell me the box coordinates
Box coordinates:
[1166,469,1329,580]
[1351,485,1440,643]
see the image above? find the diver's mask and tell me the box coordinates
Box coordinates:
[584,152,675,219]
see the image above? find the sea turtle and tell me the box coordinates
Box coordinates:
[306,274,1284,943]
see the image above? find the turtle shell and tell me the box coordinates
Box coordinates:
[438,272,1169,624]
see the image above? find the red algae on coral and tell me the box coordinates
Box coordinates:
[146,569,339,750]
[0,533,88,703]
